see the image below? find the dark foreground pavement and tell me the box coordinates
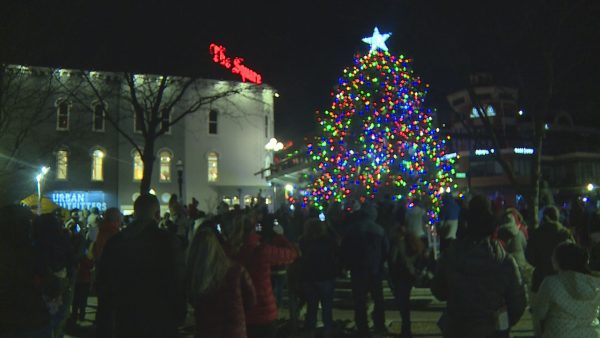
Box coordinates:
[65,281,534,338]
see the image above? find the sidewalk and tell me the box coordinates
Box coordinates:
[274,287,534,338]
[66,286,534,338]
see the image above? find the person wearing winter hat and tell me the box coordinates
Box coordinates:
[431,194,526,338]
[526,205,574,293]
[341,201,389,337]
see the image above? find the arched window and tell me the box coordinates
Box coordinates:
[207,152,218,182]
[159,150,172,182]
[133,151,143,181]
[56,98,71,131]
[56,149,68,180]
[92,101,106,132]
[91,148,105,181]
[208,109,218,135]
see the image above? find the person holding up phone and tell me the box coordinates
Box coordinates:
[230,214,298,338]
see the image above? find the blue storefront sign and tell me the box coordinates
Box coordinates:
[49,191,109,211]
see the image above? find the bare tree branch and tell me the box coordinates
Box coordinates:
[81,74,144,157]
[125,73,148,138]
[65,71,255,193]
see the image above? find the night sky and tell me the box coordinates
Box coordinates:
[1,0,599,142]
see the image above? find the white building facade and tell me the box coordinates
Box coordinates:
[182,80,275,212]
[0,65,276,214]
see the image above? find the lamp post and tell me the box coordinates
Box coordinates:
[176,160,184,202]
[264,137,284,152]
[36,166,50,215]
[264,138,284,210]
[264,138,284,177]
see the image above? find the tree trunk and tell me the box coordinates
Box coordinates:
[140,141,156,194]
[530,54,553,229]
[530,129,544,229]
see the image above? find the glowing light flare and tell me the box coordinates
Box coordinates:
[209,43,262,84]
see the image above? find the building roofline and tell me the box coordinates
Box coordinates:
[3,63,276,91]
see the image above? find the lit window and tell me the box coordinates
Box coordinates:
[470,105,496,118]
[207,152,218,182]
[133,151,143,181]
[161,109,171,134]
[209,109,218,135]
[244,195,257,207]
[159,150,172,182]
[91,148,105,181]
[56,149,68,180]
[56,99,70,131]
[134,110,144,133]
[92,101,106,132]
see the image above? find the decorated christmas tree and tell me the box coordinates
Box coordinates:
[306,27,456,224]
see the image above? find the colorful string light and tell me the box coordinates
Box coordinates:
[307,47,456,224]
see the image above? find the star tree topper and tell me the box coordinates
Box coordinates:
[362,27,392,52]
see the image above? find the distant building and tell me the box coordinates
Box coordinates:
[445,73,600,205]
[540,114,600,202]
[0,65,276,214]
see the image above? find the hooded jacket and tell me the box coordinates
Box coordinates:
[533,271,600,338]
[526,220,574,292]
[431,238,527,338]
[341,203,389,276]
[497,216,528,270]
[95,219,186,338]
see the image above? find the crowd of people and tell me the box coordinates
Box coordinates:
[2,190,600,338]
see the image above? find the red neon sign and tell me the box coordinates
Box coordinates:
[209,43,263,85]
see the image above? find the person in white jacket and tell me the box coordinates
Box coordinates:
[533,241,600,338]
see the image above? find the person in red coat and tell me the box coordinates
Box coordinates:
[231,214,298,338]
[92,208,122,262]
[186,227,256,338]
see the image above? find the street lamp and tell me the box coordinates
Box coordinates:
[176,160,184,201]
[587,183,595,192]
[265,138,284,151]
[35,166,50,215]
